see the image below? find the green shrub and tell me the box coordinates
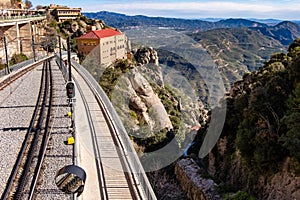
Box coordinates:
[49,20,57,28]
[224,191,256,200]
[217,182,236,194]
[129,110,138,120]
[9,53,28,65]
[99,59,132,98]
[280,83,300,162]
[0,63,6,70]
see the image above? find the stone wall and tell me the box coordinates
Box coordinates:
[175,158,222,200]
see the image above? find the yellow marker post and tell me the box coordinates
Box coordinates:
[67,137,75,145]
[67,111,72,117]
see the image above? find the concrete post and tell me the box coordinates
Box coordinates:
[58,34,62,68]
[67,37,72,81]
[3,34,10,74]
[32,35,36,62]
[16,22,21,54]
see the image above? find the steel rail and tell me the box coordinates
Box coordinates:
[73,75,109,200]
[1,60,48,200]
[28,59,54,199]
[0,56,53,90]
[71,60,157,200]
[14,59,50,199]
[71,63,141,199]
[1,58,56,200]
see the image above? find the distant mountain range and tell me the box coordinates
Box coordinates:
[83,11,267,31]
[189,20,300,88]
[82,11,300,90]
[252,21,300,45]
[83,11,300,31]
[83,11,300,47]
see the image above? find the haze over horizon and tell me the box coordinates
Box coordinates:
[30,0,300,20]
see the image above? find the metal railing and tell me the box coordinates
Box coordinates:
[0,15,46,22]
[55,55,69,82]
[0,56,47,78]
[68,59,157,200]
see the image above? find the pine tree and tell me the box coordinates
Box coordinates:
[280,83,300,161]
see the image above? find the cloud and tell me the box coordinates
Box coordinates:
[81,1,300,20]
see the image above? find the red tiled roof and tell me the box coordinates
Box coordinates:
[78,28,122,39]
[78,31,98,39]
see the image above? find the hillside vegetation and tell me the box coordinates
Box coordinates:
[191,28,285,89]
[191,39,300,199]
[45,12,107,54]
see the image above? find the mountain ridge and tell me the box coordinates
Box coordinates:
[252,21,300,45]
[190,27,286,89]
[83,11,300,46]
[83,11,267,31]
[83,11,300,31]
[80,11,300,93]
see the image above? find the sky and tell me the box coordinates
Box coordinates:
[29,0,300,20]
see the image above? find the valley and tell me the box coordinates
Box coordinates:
[79,12,300,200]
[38,8,300,199]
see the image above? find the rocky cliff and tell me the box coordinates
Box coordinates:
[81,46,203,155]
[128,68,173,131]
[45,13,107,53]
[175,158,222,200]
[108,47,174,136]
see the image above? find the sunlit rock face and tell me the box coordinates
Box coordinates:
[128,69,173,131]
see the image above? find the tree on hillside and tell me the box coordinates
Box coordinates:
[280,83,300,161]
[9,53,28,65]
[25,0,32,9]
[36,5,43,10]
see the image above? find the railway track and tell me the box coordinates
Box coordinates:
[71,60,157,200]
[0,59,46,91]
[0,54,156,199]
[71,65,138,199]
[1,59,55,200]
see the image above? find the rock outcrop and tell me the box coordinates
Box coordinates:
[133,47,159,66]
[175,158,222,200]
[128,68,173,131]
[262,158,300,200]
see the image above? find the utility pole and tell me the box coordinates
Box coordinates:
[46,37,49,56]
[67,37,72,82]
[31,35,36,62]
[66,36,76,172]
[57,34,62,68]
[3,34,10,74]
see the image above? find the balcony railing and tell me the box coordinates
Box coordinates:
[0,15,46,22]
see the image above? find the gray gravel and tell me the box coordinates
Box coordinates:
[33,60,73,200]
[0,65,42,195]
[0,60,73,199]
